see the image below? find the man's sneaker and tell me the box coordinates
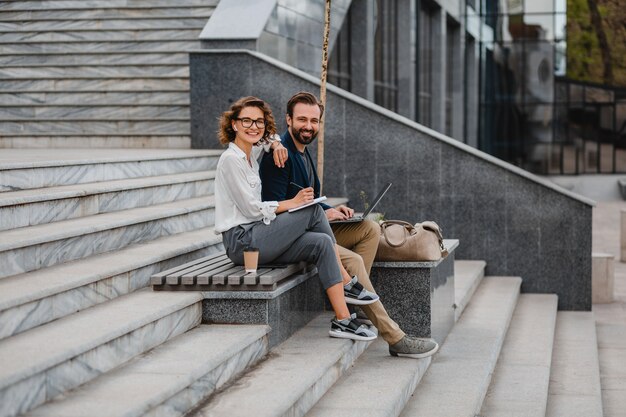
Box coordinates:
[389,336,439,358]
[344,276,379,305]
[329,314,377,341]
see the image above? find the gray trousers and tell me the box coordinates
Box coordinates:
[222,205,342,290]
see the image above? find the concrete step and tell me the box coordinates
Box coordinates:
[0,77,189,92]
[399,276,522,417]
[0,7,214,21]
[0,148,220,191]
[0,65,189,79]
[0,196,215,279]
[0,91,189,106]
[454,260,486,321]
[0,289,202,417]
[0,105,189,120]
[0,18,208,32]
[0,52,190,66]
[2,119,189,135]
[189,313,374,417]
[0,135,191,148]
[23,324,269,417]
[546,312,604,417]
[0,171,214,230]
[480,294,559,417]
[0,0,215,11]
[0,226,222,340]
[0,40,200,54]
[596,321,626,417]
[0,29,201,43]
[306,337,432,417]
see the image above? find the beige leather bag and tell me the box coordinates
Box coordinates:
[375,220,447,262]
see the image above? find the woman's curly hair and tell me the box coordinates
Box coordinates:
[217,96,277,146]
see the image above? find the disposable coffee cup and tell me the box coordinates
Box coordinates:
[243,247,259,273]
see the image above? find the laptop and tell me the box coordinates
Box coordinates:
[330,183,392,224]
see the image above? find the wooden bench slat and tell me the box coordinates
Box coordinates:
[243,268,272,285]
[195,262,238,285]
[151,252,227,279]
[227,269,249,285]
[259,263,304,286]
[171,255,229,280]
[211,266,245,285]
[181,258,233,285]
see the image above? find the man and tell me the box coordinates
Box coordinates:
[260,91,438,358]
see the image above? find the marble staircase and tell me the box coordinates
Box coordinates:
[0,147,606,417]
[0,0,218,148]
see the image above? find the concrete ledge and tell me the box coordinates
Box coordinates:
[370,240,458,344]
[592,252,615,304]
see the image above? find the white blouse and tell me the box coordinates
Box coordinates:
[214,141,280,233]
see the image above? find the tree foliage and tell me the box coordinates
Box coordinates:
[567,0,626,86]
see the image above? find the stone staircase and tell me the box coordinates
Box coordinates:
[0,0,218,148]
[0,150,606,417]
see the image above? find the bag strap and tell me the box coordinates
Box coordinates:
[380,220,414,248]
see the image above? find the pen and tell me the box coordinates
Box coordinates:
[290,182,304,190]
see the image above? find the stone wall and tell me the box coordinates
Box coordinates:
[190,50,594,310]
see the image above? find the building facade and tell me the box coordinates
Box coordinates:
[325,0,626,175]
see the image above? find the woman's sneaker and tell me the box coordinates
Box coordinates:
[344,276,379,305]
[329,314,377,341]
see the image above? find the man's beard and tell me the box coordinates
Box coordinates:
[292,127,318,145]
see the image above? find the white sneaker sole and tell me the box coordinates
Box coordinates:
[345,296,379,306]
[390,342,439,358]
[329,329,377,341]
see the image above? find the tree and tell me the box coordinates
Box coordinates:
[317,0,331,193]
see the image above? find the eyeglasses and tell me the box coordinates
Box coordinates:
[236,117,266,128]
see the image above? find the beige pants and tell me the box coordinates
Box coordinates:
[332,220,405,345]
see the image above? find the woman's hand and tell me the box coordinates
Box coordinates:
[272,142,288,168]
[275,186,314,214]
[292,187,314,206]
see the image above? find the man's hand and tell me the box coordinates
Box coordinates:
[325,205,354,221]
[272,143,288,168]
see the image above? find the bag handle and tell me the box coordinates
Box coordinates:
[380,220,414,248]
[419,221,446,252]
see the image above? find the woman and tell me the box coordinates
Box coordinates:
[214,96,377,341]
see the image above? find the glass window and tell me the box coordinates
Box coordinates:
[374,0,398,112]
[328,4,352,91]
[554,13,566,40]
[522,14,555,40]
[524,0,554,14]
[523,41,555,104]
[416,2,432,126]
[445,21,459,136]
